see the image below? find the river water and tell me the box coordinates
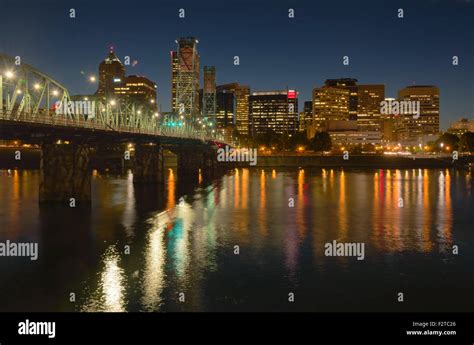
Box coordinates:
[0,168,472,312]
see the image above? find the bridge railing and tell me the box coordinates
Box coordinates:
[0,109,226,143]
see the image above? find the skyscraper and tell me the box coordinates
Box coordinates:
[170,51,179,112]
[215,89,235,129]
[300,101,313,131]
[357,84,384,132]
[96,48,125,97]
[216,83,250,136]
[312,86,350,128]
[95,48,157,111]
[324,79,358,120]
[397,85,440,139]
[202,66,216,120]
[235,85,250,136]
[249,90,298,135]
[175,37,200,118]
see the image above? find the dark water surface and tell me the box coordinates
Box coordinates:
[0,168,472,312]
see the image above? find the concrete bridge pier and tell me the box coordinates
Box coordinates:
[176,147,222,182]
[200,148,219,180]
[133,143,164,184]
[176,147,203,182]
[39,143,92,204]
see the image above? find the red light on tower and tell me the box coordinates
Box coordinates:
[287,90,297,99]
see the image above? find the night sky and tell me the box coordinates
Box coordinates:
[1,0,473,129]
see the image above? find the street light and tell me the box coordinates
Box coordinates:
[89,76,96,82]
[33,83,41,90]
[5,70,14,79]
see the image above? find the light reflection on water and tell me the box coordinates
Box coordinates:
[81,246,127,312]
[0,168,472,312]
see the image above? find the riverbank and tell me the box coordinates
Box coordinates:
[255,154,473,168]
[0,147,472,169]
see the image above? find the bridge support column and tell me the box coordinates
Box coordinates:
[39,144,92,204]
[133,144,164,184]
[176,147,202,182]
[201,148,218,180]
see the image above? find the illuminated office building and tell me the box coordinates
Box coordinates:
[96,48,125,97]
[175,37,200,118]
[170,51,179,112]
[312,86,350,129]
[357,84,384,132]
[249,90,298,135]
[113,75,157,110]
[397,85,440,139]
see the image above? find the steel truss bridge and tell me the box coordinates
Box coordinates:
[0,53,225,144]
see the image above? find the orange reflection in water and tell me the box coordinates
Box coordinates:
[241,168,249,209]
[260,169,266,209]
[166,169,175,210]
[234,168,240,208]
[338,170,347,238]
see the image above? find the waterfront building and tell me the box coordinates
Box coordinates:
[396,85,440,140]
[249,90,298,135]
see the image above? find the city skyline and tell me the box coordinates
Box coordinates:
[1,0,473,130]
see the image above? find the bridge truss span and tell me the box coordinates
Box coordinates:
[0,53,226,143]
